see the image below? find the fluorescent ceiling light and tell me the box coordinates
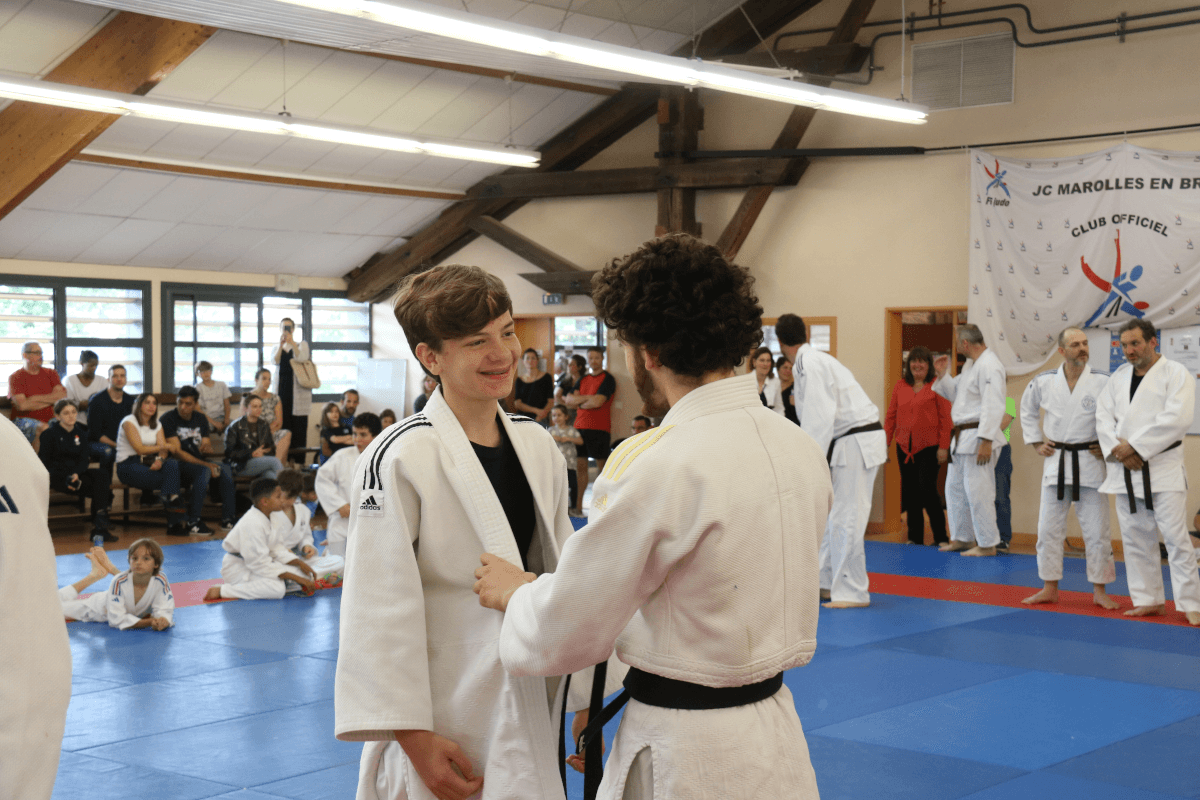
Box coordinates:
[0,73,540,167]
[277,0,927,124]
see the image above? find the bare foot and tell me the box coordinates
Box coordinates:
[962,546,997,557]
[819,589,831,601]
[204,586,225,602]
[1124,604,1166,617]
[1186,611,1200,626]
[1092,590,1120,610]
[83,550,108,582]
[939,541,970,552]
[91,546,120,576]
[823,601,871,608]
[1022,587,1058,605]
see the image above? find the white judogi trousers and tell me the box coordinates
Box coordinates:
[820,459,880,604]
[1034,486,1115,584]
[219,555,286,601]
[945,447,1001,548]
[1115,491,1200,613]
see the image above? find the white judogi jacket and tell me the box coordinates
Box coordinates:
[792,343,886,468]
[223,507,295,579]
[315,444,359,549]
[1020,364,1109,488]
[1,416,71,800]
[500,372,833,799]
[272,502,318,555]
[934,349,1008,453]
[65,571,175,629]
[759,374,785,415]
[335,390,620,800]
[1096,356,1194,498]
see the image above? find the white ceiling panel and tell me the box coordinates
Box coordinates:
[74,218,176,264]
[201,129,288,168]
[511,90,606,147]
[349,149,434,184]
[138,176,236,224]
[147,30,280,104]
[73,168,177,217]
[21,162,118,212]
[328,195,418,236]
[0,0,110,75]
[368,69,482,136]
[282,233,365,276]
[283,191,372,232]
[284,49,386,120]
[303,142,388,178]
[143,123,236,162]
[226,230,319,273]
[173,227,274,272]
[252,136,339,173]
[382,154,472,187]
[366,198,446,237]
[459,82,563,146]
[127,222,226,268]
[187,181,283,227]
[237,185,326,231]
[319,58,436,128]
[414,79,511,141]
[205,39,330,112]
[0,207,63,256]
[17,212,123,262]
[87,116,177,155]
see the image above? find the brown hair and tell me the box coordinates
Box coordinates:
[320,402,341,430]
[392,264,513,376]
[751,346,775,377]
[277,468,304,498]
[127,537,164,576]
[903,346,935,386]
[592,234,763,377]
[132,393,158,429]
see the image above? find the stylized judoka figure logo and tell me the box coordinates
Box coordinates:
[984,160,1010,197]
[1082,230,1150,327]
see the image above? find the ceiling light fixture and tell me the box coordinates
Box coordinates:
[276,0,928,124]
[0,73,541,167]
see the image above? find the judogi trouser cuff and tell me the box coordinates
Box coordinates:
[1115,490,1200,613]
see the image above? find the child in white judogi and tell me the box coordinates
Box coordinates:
[272,469,344,582]
[205,477,317,602]
[60,539,174,630]
[315,413,381,558]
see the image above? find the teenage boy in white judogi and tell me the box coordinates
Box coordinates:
[315,414,380,558]
[272,469,344,580]
[1096,319,1200,626]
[1019,327,1118,609]
[933,323,1008,556]
[335,265,621,800]
[776,313,885,608]
[205,478,317,602]
[475,235,833,800]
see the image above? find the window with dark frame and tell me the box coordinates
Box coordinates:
[0,276,151,394]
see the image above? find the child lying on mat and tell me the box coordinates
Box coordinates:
[60,542,174,631]
[272,469,344,583]
[205,477,317,601]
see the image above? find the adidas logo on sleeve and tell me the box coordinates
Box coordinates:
[358,494,384,517]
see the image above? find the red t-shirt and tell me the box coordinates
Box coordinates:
[8,367,62,423]
[574,371,616,432]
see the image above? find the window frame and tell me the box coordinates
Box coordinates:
[0,273,153,391]
[161,283,372,402]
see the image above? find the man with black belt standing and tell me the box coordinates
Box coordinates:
[475,235,832,799]
[933,323,1007,557]
[1019,327,1118,608]
[777,313,886,608]
[1096,318,1200,625]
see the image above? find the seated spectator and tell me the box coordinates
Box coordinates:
[59,540,173,631]
[194,361,231,433]
[318,401,352,464]
[547,404,583,516]
[379,408,397,428]
[39,399,115,542]
[224,394,283,480]
[272,469,344,581]
[65,350,106,425]
[340,389,359,428]
[116,393,208,536]
[413,375,437,414]
[513,348,554,422]
[204,478,317,601]
[87,364,134,473]
[8,341,65,451]
[162,385,236,530]
[316,412,381,558]
[247,367,292,464]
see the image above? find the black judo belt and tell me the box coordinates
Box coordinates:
[945,421,980,465]
[826,421,884,464]
[1055,440,1099,502]
[1123,440,1182,514]
[574,665,784,800]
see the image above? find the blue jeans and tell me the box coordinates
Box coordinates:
[179,461,235,523]
[116,457,184,525]
[236,456,283,480]
[994,443,1012,545]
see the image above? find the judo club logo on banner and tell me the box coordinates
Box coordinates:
[969,143,1200,374]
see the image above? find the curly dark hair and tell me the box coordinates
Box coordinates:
[591,235,763,377]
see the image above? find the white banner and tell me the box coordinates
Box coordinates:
[968,142,1200,375]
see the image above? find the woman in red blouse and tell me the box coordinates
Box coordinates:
[885,346,953,545]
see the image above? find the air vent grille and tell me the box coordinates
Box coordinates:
[912,32,1014,110]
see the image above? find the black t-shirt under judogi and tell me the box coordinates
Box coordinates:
[471,419,536,569]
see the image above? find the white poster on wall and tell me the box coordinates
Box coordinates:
[968,142,1200,375]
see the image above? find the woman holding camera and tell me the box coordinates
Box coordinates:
[272,317,312,450]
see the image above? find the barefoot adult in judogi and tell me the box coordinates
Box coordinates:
[933,324,1007,557]
[776,313,885,608]
[475,235,832,800]
[0,414,70,799]
[1096,319,1200,626]
[335,265,620,800]
[315,414,380,559]
[1018,327,1118,609]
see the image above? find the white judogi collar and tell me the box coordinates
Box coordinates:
[660,371,761,427]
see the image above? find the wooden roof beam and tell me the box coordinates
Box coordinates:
[468,216,586,275]
[0,12,216,220]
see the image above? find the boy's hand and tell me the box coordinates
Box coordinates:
[474,553,536,612]
[302,545,317,559]
[395,730,483,800]
[150,617,170,631]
